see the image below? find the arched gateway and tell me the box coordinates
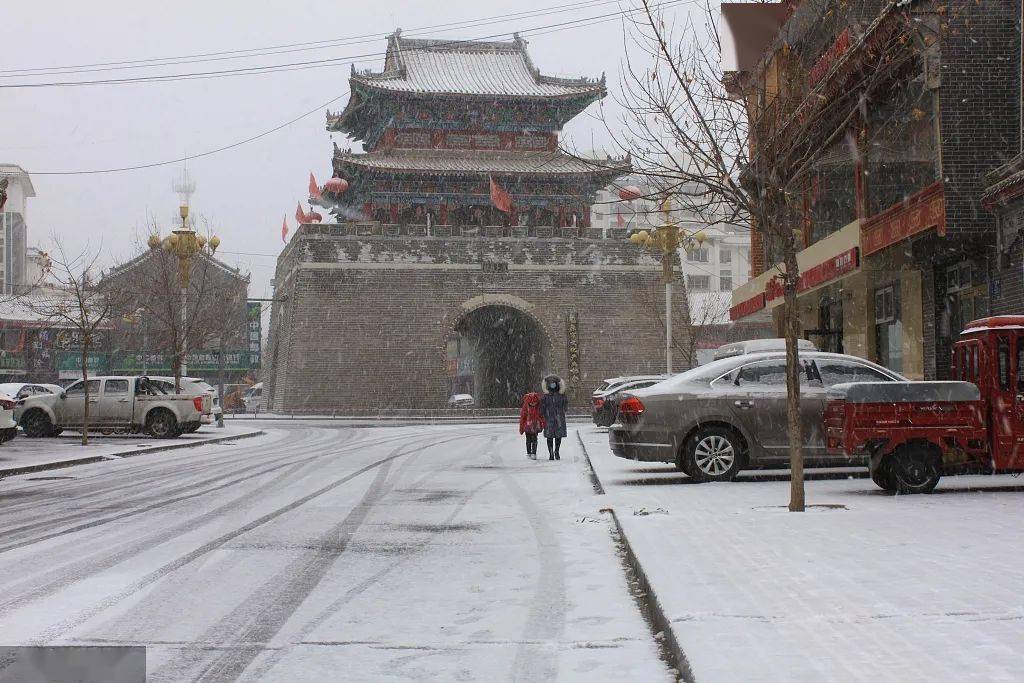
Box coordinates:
[448,299,552,408]
[263,31,672,413]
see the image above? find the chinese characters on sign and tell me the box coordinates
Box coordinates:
[765,247,860,302]
[861,182,945,256]
[566,308,581,387]
[247,302,262,369]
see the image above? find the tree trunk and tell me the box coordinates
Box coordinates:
[782,249,805,512]
[81,342,90,446]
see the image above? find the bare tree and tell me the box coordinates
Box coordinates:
[105,223,236,393]
[606,0,946,509]
[23,241,120,445]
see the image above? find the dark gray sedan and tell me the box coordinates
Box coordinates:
[608,351,906,481]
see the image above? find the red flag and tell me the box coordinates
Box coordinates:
[490,176,512,213]
[281,216,289,243]
[308,209,323,222]
[309,172,321,200]
[295,201,307,225]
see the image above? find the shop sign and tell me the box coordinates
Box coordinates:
[246,302,262,369]
[566,308,581,386]
[809,29,851,87]
[862,182,945,256]
[110,350,255,374]
[57,351,108,373]
[766,247,860,302]
[0,352,25,371]
[730,293,766,321]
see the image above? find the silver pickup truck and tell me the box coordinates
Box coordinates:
[18,376,211,439]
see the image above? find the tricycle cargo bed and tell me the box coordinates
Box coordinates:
[827,381,980,403]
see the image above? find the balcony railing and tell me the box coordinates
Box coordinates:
[301,222,633,240]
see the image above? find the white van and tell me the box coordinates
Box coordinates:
[243,383,262,413]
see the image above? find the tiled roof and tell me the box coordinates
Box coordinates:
[350,31,605,99]
[334,148,629,176]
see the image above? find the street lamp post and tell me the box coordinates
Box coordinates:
[148,196,220,391]
[628,196,705,374]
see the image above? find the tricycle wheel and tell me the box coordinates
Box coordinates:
[870,465,897,492]
[889,445,941,494]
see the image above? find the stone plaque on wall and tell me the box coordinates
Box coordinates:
[567,307,581,387]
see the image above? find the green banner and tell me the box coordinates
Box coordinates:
[111,350,255,374]
[0,352,25,371]
[57,351,109,374]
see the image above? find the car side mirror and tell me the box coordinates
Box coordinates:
[59,392,66,400]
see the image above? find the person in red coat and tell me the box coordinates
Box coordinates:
[519,391,545,460]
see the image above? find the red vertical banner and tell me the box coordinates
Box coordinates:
[281,216,289,243]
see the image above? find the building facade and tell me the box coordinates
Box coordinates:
[0,165,33,295]
[725,0,1021,380]
[266,32,674,412]
[100,250,255,387]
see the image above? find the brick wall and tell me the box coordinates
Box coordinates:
[266,230,681,411]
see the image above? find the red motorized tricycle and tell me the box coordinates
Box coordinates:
[824,316,1024,493]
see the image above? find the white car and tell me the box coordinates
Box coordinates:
[0,392,17,443]
[447,393,475,408]
[3,382,65,425]
[243,382,262,413]
[148,377,221,432]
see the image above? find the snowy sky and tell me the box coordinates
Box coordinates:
[0,0,705,298]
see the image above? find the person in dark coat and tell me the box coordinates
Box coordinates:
[540,374,568,460]
[519,391,545,460]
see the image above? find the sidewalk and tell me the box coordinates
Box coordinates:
[579,426,1024,682]
[0,424,264,477]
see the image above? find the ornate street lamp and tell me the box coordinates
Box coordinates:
[148,171,220,382]
[628,196,706,373]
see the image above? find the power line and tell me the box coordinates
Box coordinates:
[26,0,691,175]
[0,0,690,89]
[0,0,619,77]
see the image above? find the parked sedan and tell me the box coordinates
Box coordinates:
[609,351,905,481]
[592,375,669,427]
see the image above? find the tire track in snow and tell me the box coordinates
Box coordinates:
[488,434,568,683]
[162,431,490,682]
[27,432,474,646]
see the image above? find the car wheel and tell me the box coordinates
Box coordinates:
[21,410,54,438]
[683,426,744,482]
[0,427,16,443]
[146,409,178,439]
[889,445,941,494]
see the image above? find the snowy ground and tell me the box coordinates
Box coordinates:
[581,426,1024,683]
[0,423,671,682]
[0,423,262,476]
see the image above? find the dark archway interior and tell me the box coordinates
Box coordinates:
[455,305,549,408]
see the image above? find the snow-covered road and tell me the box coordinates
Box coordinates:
[0,423,671,682]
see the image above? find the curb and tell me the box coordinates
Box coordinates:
[0,430,265,479]
[576,430,605,494]
[576,429,694,683]
[602,507,695,683]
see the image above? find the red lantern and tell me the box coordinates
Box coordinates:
[325,177,349,194]
[618,185,643,201]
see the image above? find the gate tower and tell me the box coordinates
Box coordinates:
[265,31,673,411]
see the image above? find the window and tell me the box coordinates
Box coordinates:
[686,247,709,262]
[998,337,1010,390]
[720,271,733,291]
[972,345,980,382]
[946,262,973,294]
[66,380,100,396]
[735,361,813,386]
[720,248,732,264]
[687,275,710,291]
[816,362,894,387]
[1017,338,1024,393]
[104,379,129,394]
[875,284,903,373]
